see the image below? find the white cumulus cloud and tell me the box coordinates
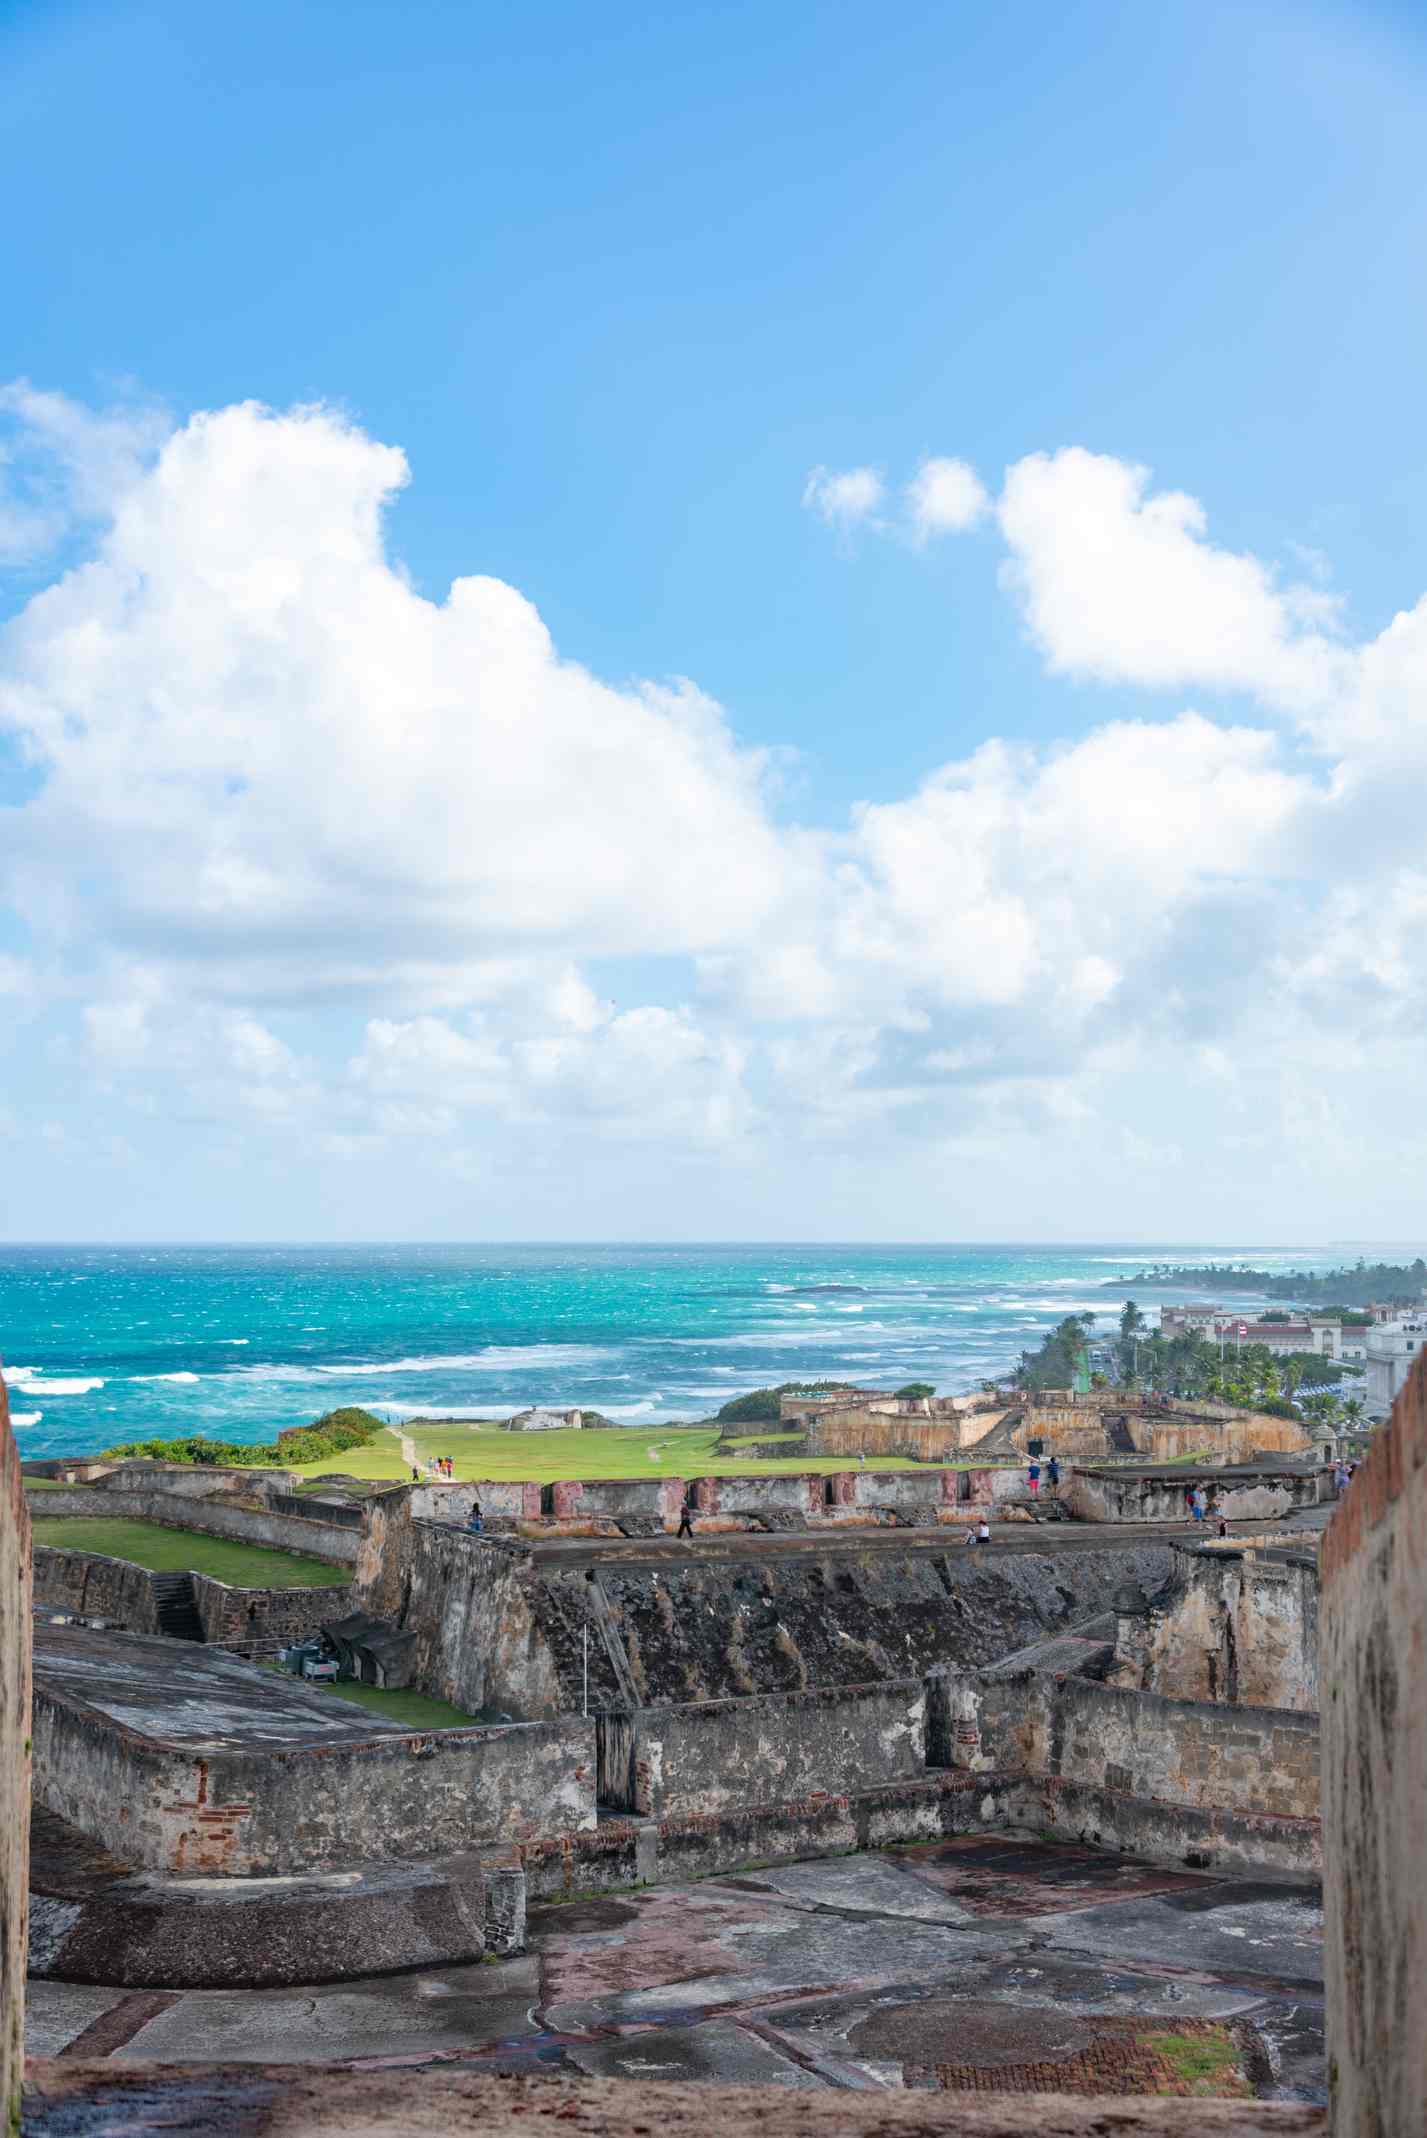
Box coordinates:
[905,456,988,539]
[801,464,885,532]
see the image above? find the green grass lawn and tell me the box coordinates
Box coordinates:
[283,1420,971,1484]
[21,1476,66,1489]
[31,1516,351,1587]
[263,1668,475,1729]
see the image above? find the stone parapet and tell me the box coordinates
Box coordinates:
[1321,1347,1427,2136]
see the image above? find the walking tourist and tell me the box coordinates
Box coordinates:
[1191,1486,1207,1524]
[466,1498,484,1535]
[1027,1459,1040,1497]
[1046,1455,1060,1491]
[677,1502,695,1539]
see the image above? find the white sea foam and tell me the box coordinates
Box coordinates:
[835,1305,865,1313]
[132,1371,201,1384]
[229,1344,615,1383]
[10,1412,41,1426]
[5,1374,106,1395]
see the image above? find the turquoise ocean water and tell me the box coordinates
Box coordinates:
[0,1241,1392,1458]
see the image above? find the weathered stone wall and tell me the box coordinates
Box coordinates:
[816,1392,1313,1468]
[1068,1468,1323,1525]
[360,1498,1176,1720]
[410,1481,537,1523]
[1111,1544,1319,1711]
[966,1672,1320,1833]
[359,1517,565,1720]
[804,1406,987,1462]
[32,1676,595,1874]
[614,1680,928,1818]
[1321,1346,1427,2137]
[85,1462,299,1499]
[411,1472,979,1534]
[190,1573,360,1652]
[1,1368,31,2134]
[27,1486,357,1565]
[32,1547,161,1632]
[557,1543,1177,1709]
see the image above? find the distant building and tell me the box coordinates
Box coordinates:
[1158,1305,1227,1336]
[1364,1320,1427,1420]
[1159,1307,1341,1358]
[506,1407,584,1432]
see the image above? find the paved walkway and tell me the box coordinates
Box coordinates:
[522,1509,1327,1569]
[27,1837,1324,2104]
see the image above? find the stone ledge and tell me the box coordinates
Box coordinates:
[19,2064,1330,2136]
[28,1806,521,1988]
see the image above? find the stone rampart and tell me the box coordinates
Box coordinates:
[83,1462,299,1499]
[191,1573,360,1652]
[1321,1345,1427,2135]
[1,1366,31,2130]
[26,1486,357,1565]
[33,1547,161,1632]
[809,1390,1312,1467]
[1111,1543,1319,1711]
[1069,1467,1323,1525]
[33,1653,595,1875]
[602,1679,928,1818]
[955,1671,1319,1871]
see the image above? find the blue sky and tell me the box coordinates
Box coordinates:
[2,0,1426,1240]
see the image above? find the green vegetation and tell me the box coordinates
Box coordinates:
[20,1476,65,1490]
[894,1382,936,1399]
[268,1671,475,1729]
[101,1406,388,1469]
[288,1419,976,1483]
[1142,2028,1250,2098]
[1106,1257,1427,1308]
[715,1381,851,1425]
[1015,1314,1095,1391]
[31,1515,351,1586]
[1105,1299,1355,1416]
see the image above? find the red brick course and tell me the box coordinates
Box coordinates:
[1321,1347,1427,1586]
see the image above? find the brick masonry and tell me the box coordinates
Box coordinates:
[1,1366,31,2135]
[1320,1346,1427,2138]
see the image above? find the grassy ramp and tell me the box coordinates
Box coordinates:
[31,1516,350,1588]
[287,1421,965,1485]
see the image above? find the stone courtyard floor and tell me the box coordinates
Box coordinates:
[26,1836,1324,2105]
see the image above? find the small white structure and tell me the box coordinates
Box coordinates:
[507,1407,583,1432]
[1364,1321,1427,1421]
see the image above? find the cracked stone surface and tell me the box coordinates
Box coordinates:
[25,1836,1325,2107]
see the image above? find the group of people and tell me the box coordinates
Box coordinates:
[1333,1459,1358,1495]
[412,1456,456,1481]
[1026,1456,1060,1495]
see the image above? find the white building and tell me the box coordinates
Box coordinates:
[1160,1308,1342,1359]
[1364,1321,1427,1421]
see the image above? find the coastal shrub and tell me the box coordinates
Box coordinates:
[894,1382,935,1399]
[103,1407,387,1468]
[716,1381,849,1425]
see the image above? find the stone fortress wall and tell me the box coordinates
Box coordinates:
[25,1483,359,1564]
[1320,1342,1427,2135]
[795,1386,1315,1466]
[32,1543,358,1655]
[15,1389,1337,2003]
[32,1623,595,1877]
[0,1368,30,2130]
[1109,1538,1319,1712]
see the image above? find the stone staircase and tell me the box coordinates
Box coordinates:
[149,1571,204,1643]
